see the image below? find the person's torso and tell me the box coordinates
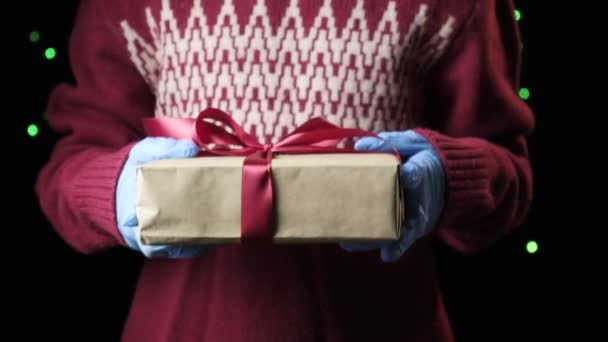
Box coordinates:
[103,1,472,340]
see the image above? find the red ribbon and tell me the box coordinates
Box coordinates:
[143,108,395,241]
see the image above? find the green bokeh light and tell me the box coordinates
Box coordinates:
[526,240,538,254]
[44,47,56,60]
[27,124,39,137]
[29,31,40,43]
[519,87,530,100]
[514,9,522,21]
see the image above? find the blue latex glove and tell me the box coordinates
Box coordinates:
[116,137,211,258]
[340,130,445,262]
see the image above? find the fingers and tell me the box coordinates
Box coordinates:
[166,245,212,259]
[380,131,429,156]
[161,139,200,159]
[130,137,176,163]
[402,161,423,189]
[380,226,417,262]
[139,244,171,258]
[354,136,388,151]
[402,149,437,189]
[381,197,429,261]
[118,215,141,251]
[354,131,430,158]
[122,213,138,229]
[131,137,200,164]
[140,244,211,259]
[381,208,427,262]
[115,163,141,250]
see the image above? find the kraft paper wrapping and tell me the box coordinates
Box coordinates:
[136,153,404,245]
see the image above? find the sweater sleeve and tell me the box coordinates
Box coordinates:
[413,0,535,254]
[35,0,154,254]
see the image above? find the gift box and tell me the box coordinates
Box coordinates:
[136,108,404,245]
[136,153,404,245]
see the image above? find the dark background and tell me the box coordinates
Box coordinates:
[12,1,597,341]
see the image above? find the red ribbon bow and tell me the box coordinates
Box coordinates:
[143,108,392,241]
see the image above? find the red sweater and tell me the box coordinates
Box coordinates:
[35,0,534,341]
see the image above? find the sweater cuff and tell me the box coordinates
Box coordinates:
[414,129,495,230]
[69,143,136,247]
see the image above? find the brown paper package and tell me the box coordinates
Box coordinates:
[136,153,404,245]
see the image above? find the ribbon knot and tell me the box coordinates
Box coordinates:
[143,108,392,241]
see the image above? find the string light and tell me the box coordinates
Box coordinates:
[44,47,56,60]
[515,8,538,254]
[29,31,40,43]
[27,124,39,137]
[526,240,538,254]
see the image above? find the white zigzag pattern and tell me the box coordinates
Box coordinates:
[121,0,454,143]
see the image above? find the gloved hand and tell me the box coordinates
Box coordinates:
[340,130,445,262]
[116,137,211,258]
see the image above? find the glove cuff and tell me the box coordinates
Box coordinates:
[69,143,137,247]
[412,129,494,229]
